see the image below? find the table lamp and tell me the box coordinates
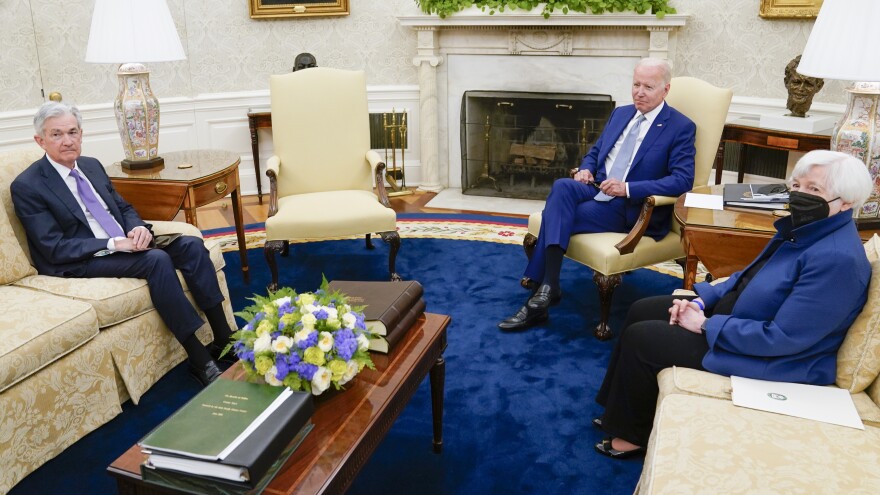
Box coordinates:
[797,0,880,226]
[84,0,186,170]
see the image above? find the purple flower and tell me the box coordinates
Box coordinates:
[294,362,318,381]
[296,330,318,349]
[274,355,290,380]
[313,308,329,320]
[334,329,358,360]
[277,301,294,317]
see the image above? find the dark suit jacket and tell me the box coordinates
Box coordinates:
[10,155,150,277]
[579,103,696,239]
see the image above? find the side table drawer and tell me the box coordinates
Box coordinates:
[191,171,236,205]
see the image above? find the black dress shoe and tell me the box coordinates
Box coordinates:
[189,360,222,387]
[594,438,645,460]
[209,343,238,366]
[498,305,549,331]
[526,284,562,310]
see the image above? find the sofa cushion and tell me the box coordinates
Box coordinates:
[0,148,44,285]
[0,285,98,392]
[836,234,880,392]
[13,235,227,329]
[658,366,880,427]
[640,394,880,495]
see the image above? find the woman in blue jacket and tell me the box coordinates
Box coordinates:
[593,150,873,459]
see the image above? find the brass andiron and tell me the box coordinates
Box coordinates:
[383,108,412,197]
[469,115,501,192]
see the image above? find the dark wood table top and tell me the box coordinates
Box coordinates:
[107,312,450,495]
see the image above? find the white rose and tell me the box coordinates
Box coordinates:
[339,360,359,385]
[273,296,292,307]
[311,366,332,395]
[356,333,370,352]
[271,335,294,353]
[265,366,283,386]
[317,331,334,352]
[253,333,272,353]
[300,312,317,330]
[340,304,351,314]
[303,303,318,314]
[294,328,311,345]
[324,306,339,320]
[342,312,357,329]
[298,293,316,306]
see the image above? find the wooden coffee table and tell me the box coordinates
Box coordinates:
[107,312,450,495]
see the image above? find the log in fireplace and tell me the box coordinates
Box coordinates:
[461,91,615,200]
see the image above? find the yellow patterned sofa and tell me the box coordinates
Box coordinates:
[0,148,236,493]
[636,237,880,494]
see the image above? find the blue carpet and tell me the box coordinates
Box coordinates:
[10,235,682,495]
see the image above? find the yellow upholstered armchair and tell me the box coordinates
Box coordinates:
[523,77,732,340]
[264,68,400,291]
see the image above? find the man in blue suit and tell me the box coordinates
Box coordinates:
[11,101,232,385]
[499,58,696,331]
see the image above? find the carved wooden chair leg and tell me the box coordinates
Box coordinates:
[264,240,287,293]
[365,233,374,249]
[379,230,401,281]
[523,232,537,259]
[593,272,622,341]
[280,240,290,257]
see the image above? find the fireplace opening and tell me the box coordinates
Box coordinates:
[461,91,615,200]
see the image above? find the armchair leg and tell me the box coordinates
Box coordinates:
[365,233,374,249]
[280,240,290,257]
[378,230,401,281]
[593,272,621,341]
[523,233,537,259]
[264,240,286,293]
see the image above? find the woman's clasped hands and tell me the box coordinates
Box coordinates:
[669,298,706,334]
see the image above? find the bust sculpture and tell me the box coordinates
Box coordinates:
[292,52,318,72]
[784,55,825,118]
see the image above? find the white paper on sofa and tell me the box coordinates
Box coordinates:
[731,376,864,430]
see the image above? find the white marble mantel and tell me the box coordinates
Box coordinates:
[398,9,688,191]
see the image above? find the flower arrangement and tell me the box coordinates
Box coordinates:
[224,278,375,395]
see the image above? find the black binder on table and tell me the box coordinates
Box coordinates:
[723,183,789,210]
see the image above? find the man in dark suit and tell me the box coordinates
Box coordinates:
[11,101,232,385]
[499,58,697,331]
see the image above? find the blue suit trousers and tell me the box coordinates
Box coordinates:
[524,178,628,283]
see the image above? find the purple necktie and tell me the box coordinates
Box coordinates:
[69,169,125,238]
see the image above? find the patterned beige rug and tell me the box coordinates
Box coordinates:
[205,218,707,282]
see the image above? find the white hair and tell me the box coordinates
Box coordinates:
[34,101,82,136]
[635,58,672,85]
[789,149,873,211]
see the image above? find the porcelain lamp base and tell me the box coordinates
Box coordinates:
[114,62,162,167]
[832,82,880,223]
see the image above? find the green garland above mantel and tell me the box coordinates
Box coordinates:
[415,0,676,19]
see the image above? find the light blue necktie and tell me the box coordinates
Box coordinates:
[69,169,125,238]
[595,114,646,202]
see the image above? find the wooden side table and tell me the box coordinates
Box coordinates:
[106,150,250,283]
[247,110,272,204]
[675,185,880,289]
[714,118,832,184]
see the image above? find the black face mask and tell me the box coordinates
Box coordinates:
[788,191,840,228]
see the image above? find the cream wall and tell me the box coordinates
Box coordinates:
[0,0,844,193]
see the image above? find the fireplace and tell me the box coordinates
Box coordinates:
[397,11,688,193]
[461,91,614,200]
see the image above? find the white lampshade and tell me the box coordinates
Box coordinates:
[797,0,880,81]
[85,0,185,63]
